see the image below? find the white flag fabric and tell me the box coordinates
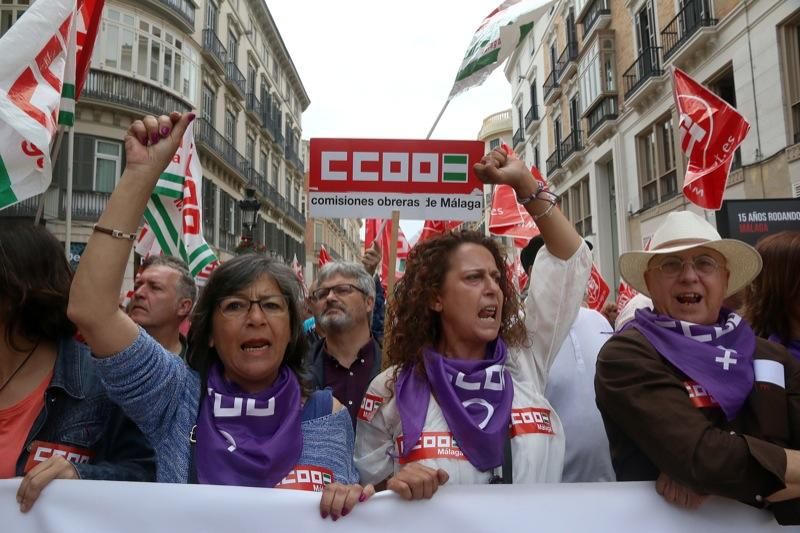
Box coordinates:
[449,0,553,99]
[0,0,77,209]
[135,122,219,286]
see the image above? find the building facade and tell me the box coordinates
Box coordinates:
[506,0,800,291]
[302,140,363,283]
[1,0,309,277]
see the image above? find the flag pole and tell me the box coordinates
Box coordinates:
[426,98,451,140]
[33,127,66,225]
[64,125,75,256]
[386,210,400,297]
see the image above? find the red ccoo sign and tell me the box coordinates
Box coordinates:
[308,138,486,220]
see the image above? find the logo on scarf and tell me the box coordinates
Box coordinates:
[656,315,742,371]
[450,364,505,430]
[210,389,276,418]
[508,408,555,437]
[396,432,467,464]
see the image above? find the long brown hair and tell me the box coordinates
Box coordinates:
[743,231,800,342]
[385,230,527,384]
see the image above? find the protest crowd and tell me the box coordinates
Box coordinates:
[2,110,800,526]
[2,0,800,530]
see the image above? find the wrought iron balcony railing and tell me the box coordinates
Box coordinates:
[81,70,191,117]
[587,95,618,136]
[201,29,227,69]
[582,0,611,36]
[194,118,248,179]
[661,0,717,61]
[225,61,246,98]
[623,46,663,100]
[524,105,540,128]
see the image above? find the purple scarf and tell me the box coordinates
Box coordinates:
[768,334,800,361]
[395,340,513,471]
[628,308,755,420]
[195,363,302,487]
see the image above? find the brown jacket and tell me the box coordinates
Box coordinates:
[596,329,800,524]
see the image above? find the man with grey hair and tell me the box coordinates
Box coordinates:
[128,255,196,358]
[306,261,382,427]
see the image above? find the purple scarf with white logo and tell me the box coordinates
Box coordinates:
[195,363,302,487]
[628,308,755,420]
[395,339,513,471]
[768,334,800,362]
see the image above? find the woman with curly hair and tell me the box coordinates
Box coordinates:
[744,231,800,360]
[354,149,592,499]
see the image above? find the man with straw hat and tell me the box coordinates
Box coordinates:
[595,211,800,524]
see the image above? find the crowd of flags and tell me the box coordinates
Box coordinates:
[0,0,752,317]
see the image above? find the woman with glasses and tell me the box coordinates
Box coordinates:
[595,211,800,524]
[354,148,592,496]
[68,113,370,521]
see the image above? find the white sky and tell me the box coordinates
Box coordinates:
[266,0,516,239]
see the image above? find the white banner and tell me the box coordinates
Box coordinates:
[0,479,791,532]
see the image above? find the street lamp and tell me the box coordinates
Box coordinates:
[237,187,260,253]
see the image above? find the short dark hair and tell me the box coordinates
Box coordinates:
[186,255,309,391]
[0,222,76,349]
[140,255,197,304]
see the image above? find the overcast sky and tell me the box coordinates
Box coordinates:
[266,0,516,239]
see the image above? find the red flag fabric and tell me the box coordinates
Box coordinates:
[506,256,529,293]
[672,67,750,210]
[488,184,540,248]
[75,0,105,97]
[616,281,638,315]
[376,219,410,289]
[318,245,332,267]
[586,264,610,311]
[364,219,381,249]
[418,220,462,244]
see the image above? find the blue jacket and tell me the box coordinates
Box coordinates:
[14,336,155,482]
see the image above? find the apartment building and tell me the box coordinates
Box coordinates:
[507,0,800,290]
[1,0,309,271]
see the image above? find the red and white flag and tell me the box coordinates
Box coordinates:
[586,264,610,311]
[418,219,462,244]
[616,281,638,315]
[369,218,411,289]
[673,67,750,210]
[318,245,333,267]
[507,256,529,293]
[488,184,540,248]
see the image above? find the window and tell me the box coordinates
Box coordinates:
[489,138,500,150]
[228,31,239,64]
[0,1,27,39]
[315,223,323,244]
[205,0,218,32]
[225,109,237,146]
[202,84,215,124]
[202,177,217,245]
[247,61,257,94]
[528,26,535,55]
[99,7,199,103]
[533,144,540,170]
[562,177,592,237]
[637,114,677,209]
[779,15,800,144]
[260,150,268,181]
[94,140,122,192]
[271,161,279,189]
[246,135,255,165]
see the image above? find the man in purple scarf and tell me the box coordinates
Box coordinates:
[596,211,800,525]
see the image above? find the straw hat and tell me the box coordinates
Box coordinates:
[618,211,762,298]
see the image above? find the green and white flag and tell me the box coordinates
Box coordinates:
[135,122,220,285]
[449,0,552,99]
[0,0,77,210]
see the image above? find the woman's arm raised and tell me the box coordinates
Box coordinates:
[68,112,194,356]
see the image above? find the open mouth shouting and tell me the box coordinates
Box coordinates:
[675,292,702,305]
[478,305,498,322]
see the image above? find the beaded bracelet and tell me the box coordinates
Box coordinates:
[515,180,545,206]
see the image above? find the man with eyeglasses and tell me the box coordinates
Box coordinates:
[596,210,800,524]
[306,262,382,428]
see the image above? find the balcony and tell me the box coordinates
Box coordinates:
[144,0,195,33]
[286,204,305,228]
[559,129,584,168]
[285,143,305,174]
[60,189,111,221]
[546,147,562,178]
[201,29,227,73]
[543,68,561,105]
[580,0,611,41]
[623,46,664,104]
[0,194,40,219]
[524,105,540,131]
[81,70,192,117]
[661,0,717,64]
[586,95,618,142]
[195,118,248,181]
[478,109,512,140]
[245,93,263,125]
[556,40,579,83]
[225,61,246,99]
[512,128,524,149]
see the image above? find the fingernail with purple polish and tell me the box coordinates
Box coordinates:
[320,511,328,519]
[160,127,170,137]
[151,133,159,144]
[188,112,196,123]
[358,493,367,503]
[342,508,350,517]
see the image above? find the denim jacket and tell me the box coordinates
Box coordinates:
[14,336,155,481]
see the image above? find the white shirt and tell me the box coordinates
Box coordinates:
[354,244,593,485]
[545,307,616,482]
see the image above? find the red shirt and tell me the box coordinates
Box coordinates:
[0,370,53,477]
